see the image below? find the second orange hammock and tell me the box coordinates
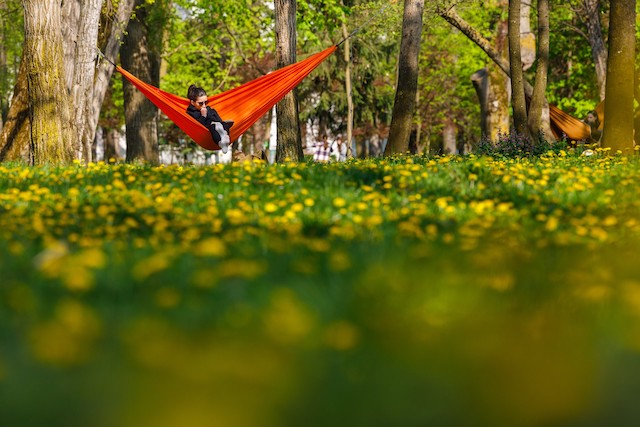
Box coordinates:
[117,46,337,151]
[549,101,605,141]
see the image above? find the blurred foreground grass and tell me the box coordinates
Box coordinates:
[1,152,640,427]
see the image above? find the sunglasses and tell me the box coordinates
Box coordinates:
[196,100,208,106]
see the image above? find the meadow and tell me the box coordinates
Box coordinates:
[1,150,640,427]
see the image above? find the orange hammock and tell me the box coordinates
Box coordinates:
[117,46,337,151]
[549,100,605,141]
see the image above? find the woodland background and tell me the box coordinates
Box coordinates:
[0,0,639,164]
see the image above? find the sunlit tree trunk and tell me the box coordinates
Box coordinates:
[275,0,303,162]
[0,51,29,162]
[61,0,80,93]
[66,0,104,162]
[22,0,75,165]
[527,0,549,140]
[88,0,136,158]
[488,13,511,141]
[121,0,159,164]
[601,0,636,153]
[0,0,7,132]
[508,0,528,137]
[342,19,354,159]
[385,0,424,156]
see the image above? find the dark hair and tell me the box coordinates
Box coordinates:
[187,84,207,101]
[586,110,600,129]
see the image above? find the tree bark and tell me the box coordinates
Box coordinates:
[601,0,636,153]
[342,19,354,159]
[70,0,104,162]
[580,0,607,101]
[384,0,424,156]
[274,0,303,162]
[442,119,457,154]
[508,0,528,137]
[104,127,121,161]
[519,0,535,71]
[121,0,159,164]
[88,0,136,158]
[0,50,29,162]
[22,0,75,165]
[527,0,550,140]
[61,0,80,94]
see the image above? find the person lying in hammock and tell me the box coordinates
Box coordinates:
[186,85,234,154]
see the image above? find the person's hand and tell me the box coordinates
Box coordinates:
[200,106,207,116]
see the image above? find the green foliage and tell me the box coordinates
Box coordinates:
[417,16,486,149]
[160,0,274,96]
[543,1,602,115]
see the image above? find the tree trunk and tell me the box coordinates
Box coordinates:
[22,0,75,165]
[601,0,636,153]
[385,0,424,156]
[471,68,491,138]
[442,119,457,154]
[121,0,159,164]
[527,0,550,140]
[342,19,354,159]
[88,0,136,158]
[508,0,528,137]
[581,0,607,101]
[274,0,303,162]
[104,127,121,161]
[470,10,510,142]
[0,50,30,162]
[0,0,8,131]
[519,0,535,71]
[61,0,80,94]
[70,0,104,162]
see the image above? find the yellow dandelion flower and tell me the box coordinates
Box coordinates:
[264,202,278,213]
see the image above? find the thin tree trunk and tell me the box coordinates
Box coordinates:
[0,50,29,162]
[121,0,159,164]
[22,0,75,165]
[342,19,354,159]
[519,0,535,71]
[527,0,550,140]
[471,68,490,138]
[88,0,136,157]
[0,0,7,132]
[601,0,636,152]
[442,119,457,154]
[104,127,121,161]
[385,0,424,156]
[274,0,302,162]
[508,0,528,137]
[71,0,104,162]
[581,0,607,101]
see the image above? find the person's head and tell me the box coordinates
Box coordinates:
[188,84,208,108]
[336,135,343,144]
[585,110,600,129]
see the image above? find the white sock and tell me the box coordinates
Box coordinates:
[213,122,230,154]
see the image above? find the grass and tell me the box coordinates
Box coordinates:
[1,150,640,427]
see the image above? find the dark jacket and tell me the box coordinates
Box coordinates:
[186,104,224,129]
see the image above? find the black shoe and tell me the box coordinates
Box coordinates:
[222,120,234,132]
